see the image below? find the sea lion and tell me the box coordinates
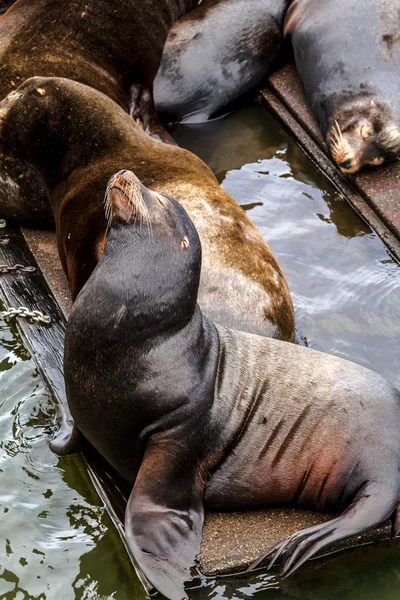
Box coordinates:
[0,76,295,341]
[60,167,400,599]
[0,0,199,225]
[155,0,290,124]
[285,0,400,174]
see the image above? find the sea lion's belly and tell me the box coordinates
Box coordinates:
[205,404,356,512]
[205,327,400,514]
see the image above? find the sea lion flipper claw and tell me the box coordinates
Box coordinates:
[125,440,205,600]
[130,83,177,146]
[276,485,397,578]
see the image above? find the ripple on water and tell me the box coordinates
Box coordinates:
[0,321,143,599]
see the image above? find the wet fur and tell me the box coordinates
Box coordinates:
[155,0,289,123]
[0,77,295,341]
[0,0,199,225]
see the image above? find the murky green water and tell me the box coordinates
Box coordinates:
[0,317,143,599]
[2,101,400,599]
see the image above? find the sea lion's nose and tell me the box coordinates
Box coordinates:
[339,159,352,170]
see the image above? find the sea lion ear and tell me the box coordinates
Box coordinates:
[359,119,373,140]
[125,440,206,600]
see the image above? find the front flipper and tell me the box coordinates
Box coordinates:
[125,440,206,600]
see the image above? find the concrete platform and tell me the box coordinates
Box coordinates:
[263,62,400,260]
[17,226,393,581]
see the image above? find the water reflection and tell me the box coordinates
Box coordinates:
[190,540,400,600]
[174,103,400,387]
[0,320,143,599]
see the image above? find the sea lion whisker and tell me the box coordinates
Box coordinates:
[334,120,345,144]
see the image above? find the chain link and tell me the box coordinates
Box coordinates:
[0,263,36,274]
[0,306,52,324]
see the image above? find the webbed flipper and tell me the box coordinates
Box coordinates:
[125,440,206,600]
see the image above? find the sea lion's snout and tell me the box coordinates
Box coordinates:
[328,100,400,174]
[104,169,168,231]
[105,170,148,225]
[328,119,363,174]
[0,90,24,123]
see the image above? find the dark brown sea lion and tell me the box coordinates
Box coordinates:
[0,0,199,225]
[60,167,400,599]
[154,0,290,124]
[285,0,400,174]
[0,76,295,341]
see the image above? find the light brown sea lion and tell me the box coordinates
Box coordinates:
[0,76,295,341]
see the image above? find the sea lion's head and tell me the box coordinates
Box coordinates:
[0,78,65,166]
[98,169,202,335]
[0,76,124,190]
[327,97,400,174]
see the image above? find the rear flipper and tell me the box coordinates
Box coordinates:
[125,439,206,600]
[250,483,400,578]
[130,84,178,146]
[49,407,83,456]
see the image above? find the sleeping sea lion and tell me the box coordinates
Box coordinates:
[285,0,400,174]
[155,0,290,123]
[0,76,295,342]
[0,0,199,224]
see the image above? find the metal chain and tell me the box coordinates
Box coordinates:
[0,264,36,274]
[0,219,49,324]
[0,306,52,324]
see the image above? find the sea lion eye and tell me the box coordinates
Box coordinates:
[181,236,189,249]
[6,91,23,101]
[36,88,46,96]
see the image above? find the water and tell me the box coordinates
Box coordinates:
[174,103,400,387]
[2,101,400,599]
[0,317,143,600]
